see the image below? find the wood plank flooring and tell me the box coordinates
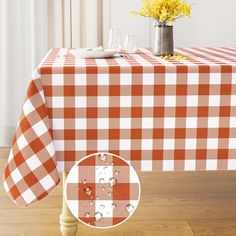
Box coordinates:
[1,147,236,236]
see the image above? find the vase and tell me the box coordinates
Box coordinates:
[153,25,174,56]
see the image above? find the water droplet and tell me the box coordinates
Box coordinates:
[99,178,105,184]
[100,204,105,210]
[108,191,112,197]
[96,195,100,200]
[103,166,108,170]
[89,200,93,205]
[115,170,119,175]
[84,187,92,196]
[95,212,103,221]
[126,204,134,213]
[82,179,87,184]
[99,153,107,162]
[111,203,117,210]
[102,186,106,191]
[109,177,117,186]
[84,212,90,218]
[110,162,114,166]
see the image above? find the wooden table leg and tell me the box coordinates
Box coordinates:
[60,172,78,236]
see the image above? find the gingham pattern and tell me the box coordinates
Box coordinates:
[3,47,236,207]
[65,153,140,228]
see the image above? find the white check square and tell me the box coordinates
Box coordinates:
[52,74,64,85]
[52,119,64,130]
[67,200,79,218]
[209,95,220,107]
[186,117,198,128]
[98,118,109,129]
[120,96,131,107]
[98,96,109,107]
[165,73,177,85]
[75,96,86,108]
[54,140,64,151]
[210,73,221,84]
[229,138,236,149]
[164,118,175,128]
[3,181,9,193]
[22,189,36,204]
[95,200,113,218]
[120,118,131,129]
[142,96,154,107]
[142,139,153,150]
[207,139,218,149]
[185,139,197,150]
[75,140,87,151]
[95,166,113,183]
[188,73,199,85]
[187,96,198,107]
[143,73,154,85]
[165,96,176,107]
[98,140,109,150]
[231,95,236,106]
[185,160,196,171]
[75,74,87,85]
[17,135,28,150]
[39,175,55,191]
[228,159,236,170]
[52,97,64,108]
[39,91,46,103]
[232,73,236,85]
[142,118,153,129]
[23,99,34,116]
[208,117,220,128]
[32,120,48,137]
[97,74,109,85]
[119,139,131,150]
[11,168,23,184]
[141,160,152,171]
[163,139,175,150]
[45,142,55,156]
[230,117,236,127]
[26,155,42,171]
[75,119,86,129]
[163,160,174,171]
[120,74,132,85]
[206,160,217,170]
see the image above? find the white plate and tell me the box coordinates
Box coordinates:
[68,49,118,59]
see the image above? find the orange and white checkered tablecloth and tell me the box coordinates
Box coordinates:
[3,47,236,207]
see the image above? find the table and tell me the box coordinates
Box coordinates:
[3,47,236,236]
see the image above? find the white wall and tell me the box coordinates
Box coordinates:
[110,0,236,48]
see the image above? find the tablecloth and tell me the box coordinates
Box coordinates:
[3,47,236,207]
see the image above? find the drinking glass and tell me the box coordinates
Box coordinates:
[123,35,138,54]
[108,28,122,51]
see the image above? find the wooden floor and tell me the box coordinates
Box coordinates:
[1,147,236,236]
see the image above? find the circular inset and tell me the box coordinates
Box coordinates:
[65,152,141,228]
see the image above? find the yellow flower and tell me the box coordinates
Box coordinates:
[132,0,192,25]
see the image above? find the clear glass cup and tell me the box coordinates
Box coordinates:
[108,28,122,52]
[123,35,138,54]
